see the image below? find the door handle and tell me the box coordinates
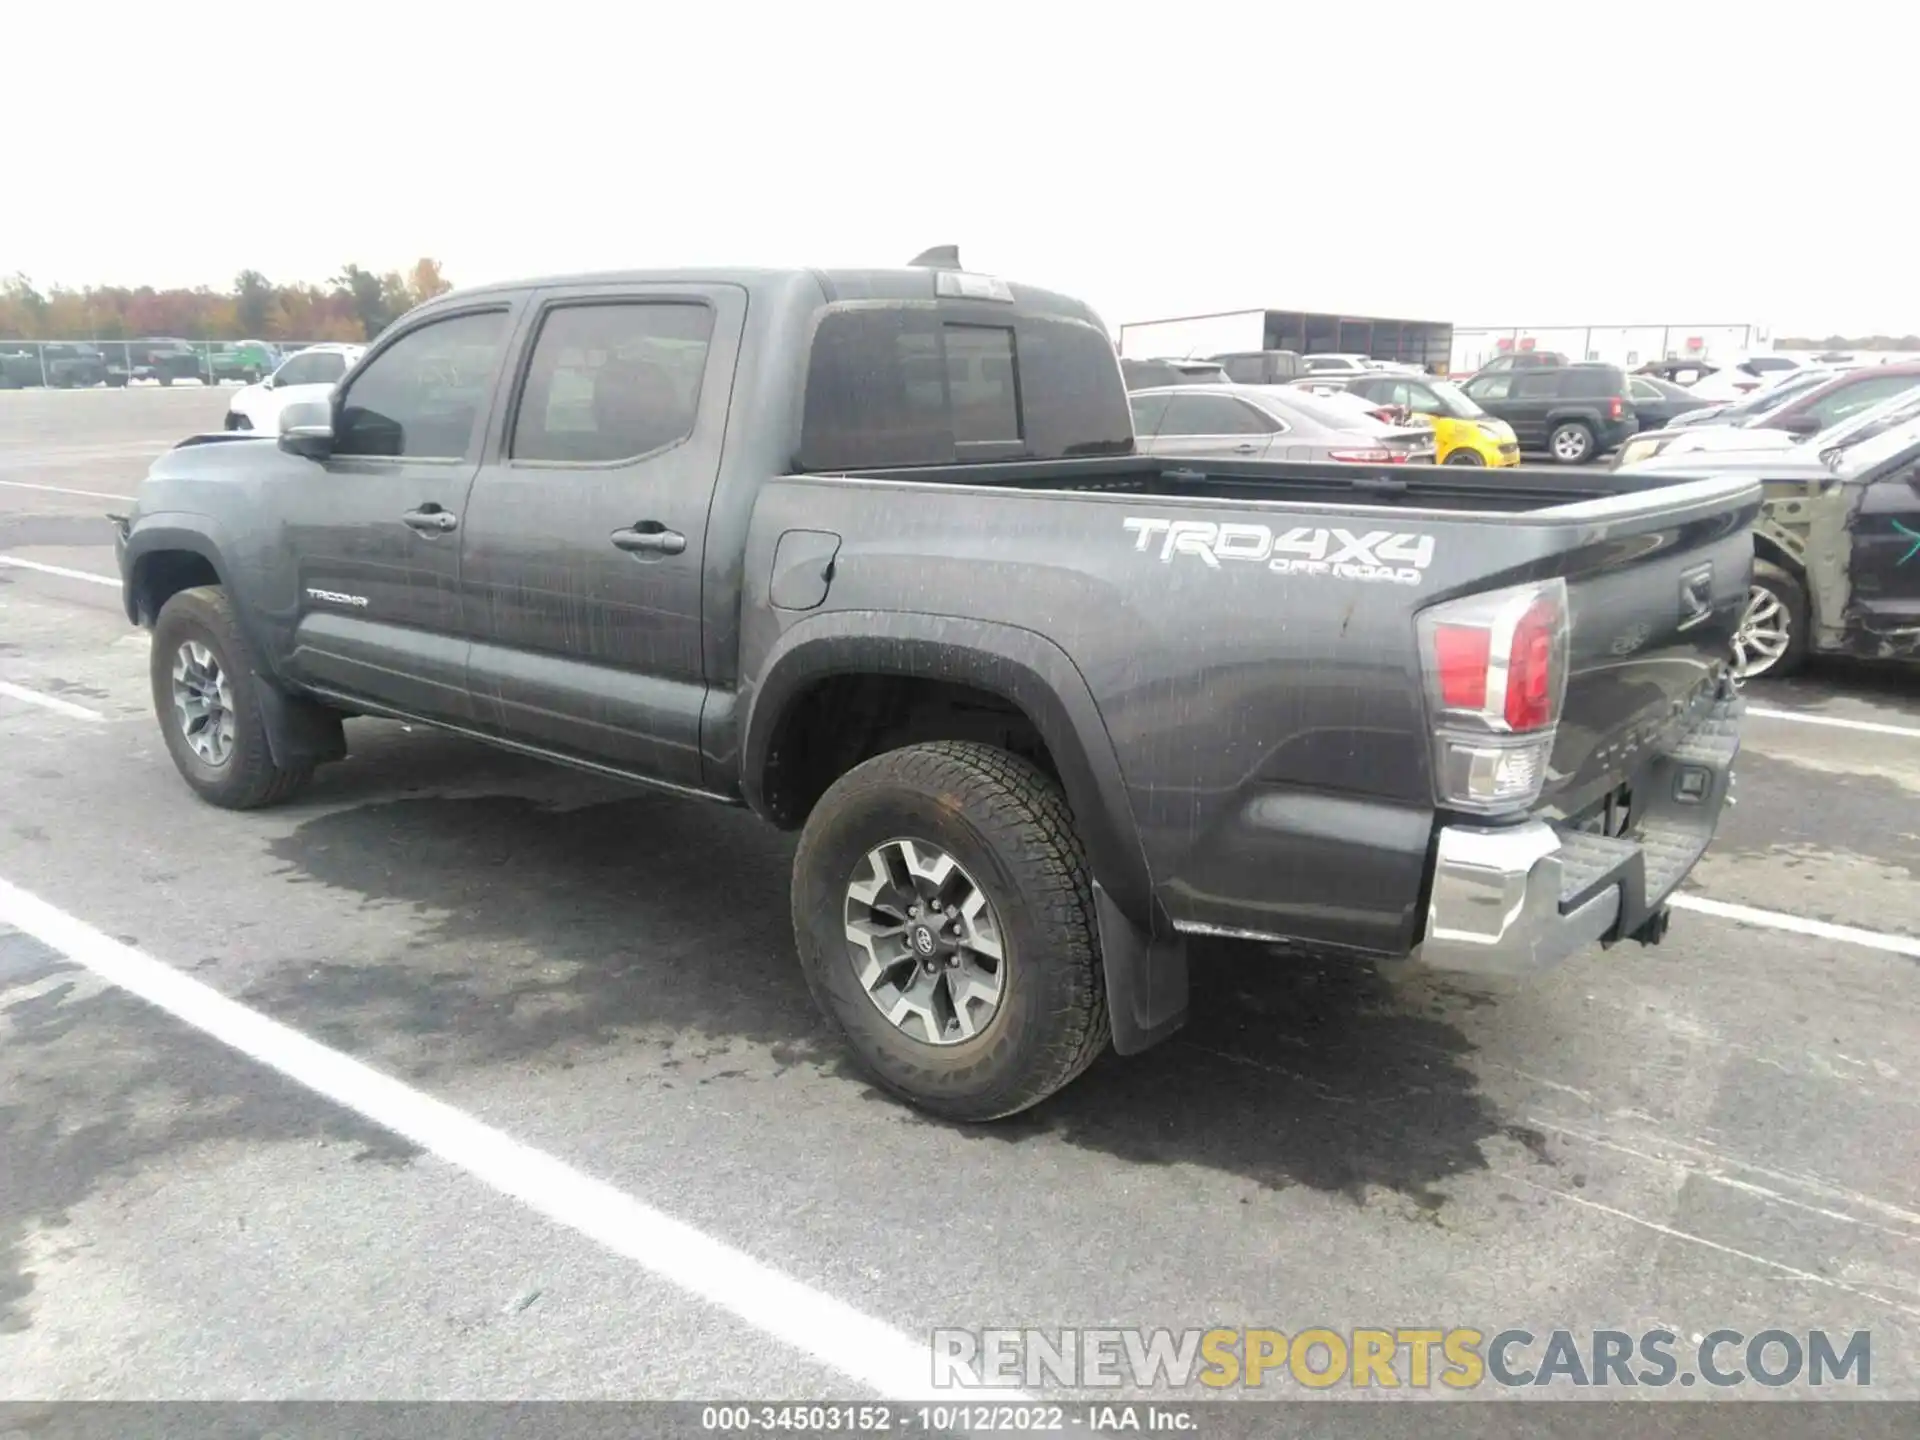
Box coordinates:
[402,507,458,533]
[611,524,687,556]
[1233,442,1259,454]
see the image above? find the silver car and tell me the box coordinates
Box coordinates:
[1128,384,1438,463]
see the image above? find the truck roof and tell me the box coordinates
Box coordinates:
[415,266,1108,328]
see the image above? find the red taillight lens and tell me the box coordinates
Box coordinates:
[1609,396,1624,419]
[1434,624,1491,709]
[1505,598,1559,730]
[1416,579,1570,814]
[1327,447,1408,463]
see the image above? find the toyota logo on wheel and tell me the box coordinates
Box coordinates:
[914,927,936,956]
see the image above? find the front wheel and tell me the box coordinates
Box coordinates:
[1444,448,1485,466]
[1548,421,1595,464]
[791,740,1109,1122]
[150,586,312,809]
[1733,562,1809,680]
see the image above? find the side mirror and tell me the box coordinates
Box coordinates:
[278,399,335,459]
[260,375,275,390]
[1783,412,1823,437]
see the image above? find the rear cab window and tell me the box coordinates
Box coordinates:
[798,290,1131,472]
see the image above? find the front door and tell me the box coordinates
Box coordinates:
[279,304,516,724]
[459,284,746,789]
[1849,456,1920,633]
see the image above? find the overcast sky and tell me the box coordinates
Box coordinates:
[9,2,1897,336]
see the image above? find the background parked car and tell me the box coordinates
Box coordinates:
[223,343,365,431]
[1636,358,1717,385]
[1666,366,1842,429]
[1209,349,1305,384]
[1626,374,1717,430]
[0,343,110,388]
[1321,372,1520,466]
[203,340,281,385]
[1459,363,1637,463]
[1683,353,1804,401]
[1468,349,1570,379]
[1625,363,1920,465]
[123,338,203,386]
[1120,356,1230,390]
[1128,383,1437,462]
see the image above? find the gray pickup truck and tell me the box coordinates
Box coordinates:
[115,255,1757,1120]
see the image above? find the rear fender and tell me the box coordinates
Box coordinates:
[740,610,1186,1054]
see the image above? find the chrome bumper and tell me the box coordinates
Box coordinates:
[1415,684,1743,978]
[1414,822,1623,977]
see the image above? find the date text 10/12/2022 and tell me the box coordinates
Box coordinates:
[700,1404,1195,1432]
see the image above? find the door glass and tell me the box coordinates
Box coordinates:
[275,350,347,387]
[1160,394,1273,435]
[334,310,509,459]
[512,302,716,463]
[1466,374,1511,401]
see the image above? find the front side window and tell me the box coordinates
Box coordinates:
[1804,375,1919,428]
[334,311,508,459]
[1465,374,1512,401]
[512,302,715,464]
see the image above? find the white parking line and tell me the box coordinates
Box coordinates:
[0,555,121,587]
[0,479,139,501]
[0,680,105,722]
[1671,893,1920,960]
[0,874,1025,1404]
[1746,705,1920,741]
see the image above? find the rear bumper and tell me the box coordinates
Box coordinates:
[1416,682,1742,977]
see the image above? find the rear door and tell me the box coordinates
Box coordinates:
[280,302,517,723]
[458,283,747,788]
[1508,370,1561,448]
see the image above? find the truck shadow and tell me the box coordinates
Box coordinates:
[255,733,1520,1210]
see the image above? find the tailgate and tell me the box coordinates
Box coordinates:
[1537,490,1758,822]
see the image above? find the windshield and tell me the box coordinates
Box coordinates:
[1828,412,1920,478]
[1426,379,1485,418]
[1737,371,1833,423]
[1813,386,1920,469]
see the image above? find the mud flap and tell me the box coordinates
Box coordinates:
[1094,882,1189,1054]
[255,682,347,771]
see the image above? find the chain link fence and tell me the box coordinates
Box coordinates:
[0,339,339,390]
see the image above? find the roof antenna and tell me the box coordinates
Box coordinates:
[907,245,961,269]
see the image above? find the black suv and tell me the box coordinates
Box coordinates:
[1460,363,1637,464]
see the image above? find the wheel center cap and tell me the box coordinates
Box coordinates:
[909,924,940,958]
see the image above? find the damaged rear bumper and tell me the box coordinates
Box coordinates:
[1415,682,1743,978]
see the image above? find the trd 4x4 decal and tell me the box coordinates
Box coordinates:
[1123,517,1437,586]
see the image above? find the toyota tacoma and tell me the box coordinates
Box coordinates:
[115,252,1757,1120]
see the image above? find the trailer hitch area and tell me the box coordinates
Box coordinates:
[1627,904,1672,948]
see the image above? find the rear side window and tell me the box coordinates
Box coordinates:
[1151,394,1274,436]
[1219,355,1265,384]
[1558,368,1624,398]
[799,304,1131,471]
[1513,372,1560,398]
[276,350,348,387]
[512,301,715,464]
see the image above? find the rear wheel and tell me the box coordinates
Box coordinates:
[1444,448,1485,466]
[1733,562,1809,680]
[150,586,312,809]
[791,740,1108,1122]
[1548,421,1595,464]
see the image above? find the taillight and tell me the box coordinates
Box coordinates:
[1327,447,1409,463]
[1416,579,1570,814]
[1608,396,1625,420]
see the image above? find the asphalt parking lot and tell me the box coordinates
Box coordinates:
[2,387,1918,1408]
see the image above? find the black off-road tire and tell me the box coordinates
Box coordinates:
[1444,448,1485,465]
[792,740,1110,1122]
[150,586,312,809]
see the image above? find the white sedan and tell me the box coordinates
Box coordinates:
[224,344,365,433]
